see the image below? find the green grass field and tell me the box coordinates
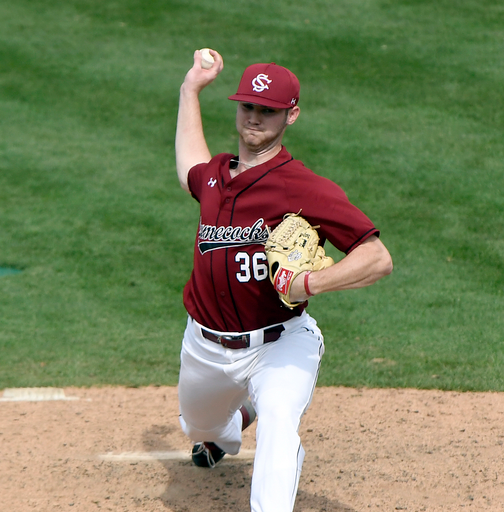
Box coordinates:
[1,0,503,391]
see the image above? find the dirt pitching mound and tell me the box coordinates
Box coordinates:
[1,386,503,511]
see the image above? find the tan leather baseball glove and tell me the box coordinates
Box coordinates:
[265,212,334,309]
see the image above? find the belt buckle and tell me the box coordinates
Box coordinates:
[219,334,249,349]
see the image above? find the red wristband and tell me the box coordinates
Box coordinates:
[304,271,314,297]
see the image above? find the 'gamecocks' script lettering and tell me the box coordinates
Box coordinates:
[198,218,268,254]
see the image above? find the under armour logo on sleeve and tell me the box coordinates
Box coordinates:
[208,178,217,187]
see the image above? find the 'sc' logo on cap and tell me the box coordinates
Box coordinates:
[252,73,272,93]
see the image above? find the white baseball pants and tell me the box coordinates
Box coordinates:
[178,311,325,512]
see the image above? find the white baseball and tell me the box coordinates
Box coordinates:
[199,48,214,69]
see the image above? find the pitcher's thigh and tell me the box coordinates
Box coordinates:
[178,343,249,432]
[250,328,324,422]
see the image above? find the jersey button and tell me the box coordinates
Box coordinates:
[225,198,230,203]
[220,291,225,297]
[226,186,232,191]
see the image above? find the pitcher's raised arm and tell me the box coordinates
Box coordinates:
[175,49,224,192]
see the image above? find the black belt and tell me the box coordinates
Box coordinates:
[201,324,285,349]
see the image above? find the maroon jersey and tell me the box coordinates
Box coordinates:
[184,146,379,332]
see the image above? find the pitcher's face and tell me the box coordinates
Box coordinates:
[236,102,299,153]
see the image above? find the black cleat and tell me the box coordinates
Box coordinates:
[191,442,226,468]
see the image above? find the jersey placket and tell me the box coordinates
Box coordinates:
[211,180,240,330]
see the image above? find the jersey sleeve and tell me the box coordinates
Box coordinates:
[187,162,207,202]
[187,153,234,202]
[286,170,379,254]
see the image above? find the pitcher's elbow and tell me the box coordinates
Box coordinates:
[382,252,393,276]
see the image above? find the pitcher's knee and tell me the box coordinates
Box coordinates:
[256,397,305,431]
